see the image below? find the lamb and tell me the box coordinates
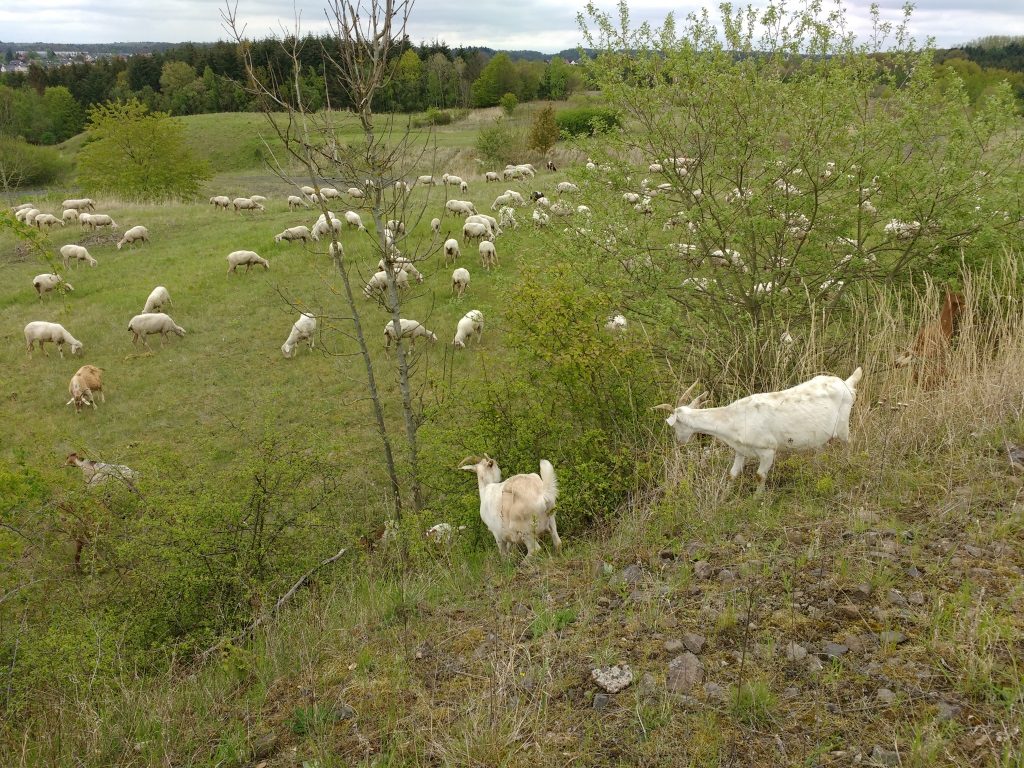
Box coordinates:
[443,238,461,265]
[60,244,97,268]
[318,187,340,200]
[116,225,149,250]
[287,195,309,210]
[142,285,172,313]
[346,187,365,199]
[384,319,437,347]
[458,455,560,558]
[62,208,80,224]
[66,365,104,412]
[491,193,513,210]
[451,267,471,297]
[226,250,269,274]
[33,273,74,299]
[15,207,38,223]
[655,369,863,493]
[281,313,317,358]
[452,309,483,348]
[377,256,423,283]
[65,452,137,489]
[24,321,83,358]
[462,221,492,244]
[79,213,117,230]
[478,241,497,271]
[364,269,409,298]
[546,160,557,172]
[344,210,366,230]
[556,181,579,194]
[210,195,231,209]
[311,212,342,240]
[485,171,500,182]
[274,225,312,243]
[61,198,96,212]
[894,289,965,387]
[498,206,518,229]
[232,197,264,213]
[416,175,437,186]
[128,312,186,347]
[445,200,477,217]
[33,213,62,229]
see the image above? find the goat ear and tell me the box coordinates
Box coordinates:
[666,413,677,427]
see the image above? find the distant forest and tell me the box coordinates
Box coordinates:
[1,34,1022,147]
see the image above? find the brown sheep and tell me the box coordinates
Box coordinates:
[66,365,104,412]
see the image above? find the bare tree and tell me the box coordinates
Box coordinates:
[223,0,439,516]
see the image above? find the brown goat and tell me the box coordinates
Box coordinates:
[895,289,965,387]
[66,365,104,412]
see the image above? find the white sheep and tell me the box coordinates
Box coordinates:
[441,173,464,188]
[453,309,483,348]
[210,195,231,209]
[484,171,500,182]
[884,219,921,239]
[328,241,344,258]
[33,273,74,299]
[532,209,550,227]
[311,212,342,240]
[498,206,518,229]
[128,312,186,347]
[491,193,513,210]
[79,213,117,230]
[232,197,264,213]
[346,187,365,200]
[274,225,312,244]
[116,225,150,250]
[300,185,316,197]
[416,175,437,186]
[319,187,341,200]
[576,205,592,217]
[287,195,308,210]
[14,207,38,223]
[459,455,560,558]
[364,269,409,298]
[226,250,269,274]
[384,319,437,347]
[451,267,470,297]
[504,190,526,206]
[60,244,96,268]
[466,214,501,237]
[655,370,863,493]
[33,213,63,229]
[281,313,317,358]
[443,238,461,265]
[62,209,79,224]
[535,196,551,209]
[66,365,104,412]
[604,314,627,331]
[377,256,423,283]
[445,199,477,217]
[344,210,365,230]
[394,180,411,193]
[65,452,137,489]
[478,241,497,271]
[462,221,492,244]
[431,217,441,234]
[61,198,95,212]
[24,321,82,358]
[12,202,35,212]
[142,285,172,313]
[556,181,579,194]
[386,219,406,235]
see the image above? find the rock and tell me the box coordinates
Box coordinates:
[717,569,737,584]
[611,564,644,587]
[664,639,684,653]
[783,686,799,698]
[785,641,808,662]
[878,631,907,645]
[593,560,614,578]
[887,589,907,607]
[682,632,706,654]
[969,567,992,578]
[667,652,704,692]
[870,744,900,766]
[935,701,961,722]
[591,664,633,693]
[251,733,279,761]
[704,681,727,702]
[964,544,984,558]
[806,656,823,672]
[693,560,713,580]
[876,688,896,705]
[838,602,861,619]
[908,591,925,606]
[907,565,922,578]
[822,642,849,659]
[593,692,611,711]
[853,583,872,600]
[331,702,356,721]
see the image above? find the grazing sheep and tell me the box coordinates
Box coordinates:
[394,180,411,193]
[532,209,550,227]
[60,244,96,268]
[62,209,79,224]
[12,202,36,212]
[300,185,317,197]
[576,205,592,217]
[61,198,96,212]
[65,452,137,489]
[546,160,557,172]
[79,213,117,230]
[33,273,73,299]
[445,199,477,217]
[282,313,317,358]
[431,217,441,234]
[15,207,38,223]
[116,225,150,250]
[274,225,312,244]
[24,321,82,358]
[484,171,500,182]
[441,174,465,189]
[451,267,470,297]
[328,241,344,258]
[377,256,423,283]
[232,197,264,213]
[384,319,437,347]
[655,370,863,493]
[311,212,342,240]
[491,193,513,210]
[416,175,437,186]
[478,241,497,271]
[364,269,409,298]
[556,181,579,194]
[466,213,501,238]
[459,455,560,558]
[210,195,231,209]
[142,285,172,313]
[884,218,921,239]
[66,365,104,412]
[346,187,365,199]
[535,196,551,209]
[287,195,308,210]
[503,190,526,206]
[128,312,186,347]
[443,238,461,265]
[226,250,269,274]
[894,289,965,387]
[462,221,492,244]
[33,213,63,229]
[498,206,518,229]
[344,210,365,230]
[318,187,340,200]
[386,219,406,235]
[452,309,484,348]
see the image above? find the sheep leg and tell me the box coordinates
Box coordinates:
[523,536,541,559]
[548,516,562,553]
[728,453,746,480]
[754,450,775,494]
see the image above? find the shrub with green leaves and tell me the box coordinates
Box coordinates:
[555,107,620,136]
[0,136,69,191]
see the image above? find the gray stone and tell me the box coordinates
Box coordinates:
[717,569,737,584]
[935,701,961,722]
[908,591,925,606]
[964,544,984,558]
[878,631,907,645]
[704,681,728,702]
[876,688,896,705]
[823,642,849,659]
[907,565,922,578]
[683,632,706,654]
[611,564,644,587]
[693,560,713,580]
[785,641,808,662]
[667,652,704,692]
[591,664,633,693]
[664,638,684,653]
[887,589,908,607]
[806,656,824,672]
[870,744,900,766]
[593,692,611,711]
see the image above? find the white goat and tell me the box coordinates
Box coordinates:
[655,370,863,493]
[459,455,560,558]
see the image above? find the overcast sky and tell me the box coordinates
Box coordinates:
[1,1,1022,52]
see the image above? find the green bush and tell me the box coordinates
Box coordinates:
[555,107,620,137]
[0,136,70,190]
[474,117,525,166]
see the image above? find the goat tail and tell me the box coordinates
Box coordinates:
[845,366,863,390]
[539,459,558,506]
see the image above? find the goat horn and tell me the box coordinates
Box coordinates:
[677,381,699,405]
[483,452,492,461]
[458,455,479,467]
[652,403,674,412]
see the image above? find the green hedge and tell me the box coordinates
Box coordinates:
[555,107,621,136]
